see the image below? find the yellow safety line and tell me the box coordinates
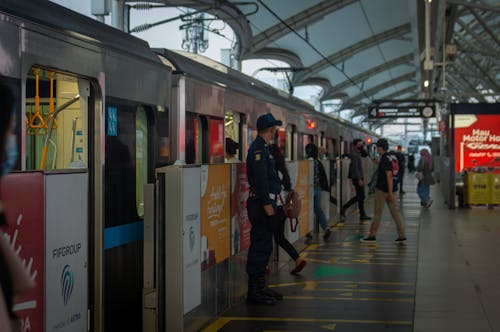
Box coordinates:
[284,295,413,302]
[270,280,414,287]
[202,316,412,331]
[303,257,414,267]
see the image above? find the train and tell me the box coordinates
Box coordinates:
[0,1,381,331]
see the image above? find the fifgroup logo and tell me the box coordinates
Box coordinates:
[61,265,74,306]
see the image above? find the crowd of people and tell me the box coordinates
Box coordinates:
[242,113,436,305]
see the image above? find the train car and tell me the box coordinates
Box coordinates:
[155,48,379,165]
[1,1,382,331]
[0,1,170,331]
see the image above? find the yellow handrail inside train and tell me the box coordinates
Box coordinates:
[28,68,46,130]
[48,71,58,129]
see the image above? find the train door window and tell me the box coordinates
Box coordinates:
[320,132,325,150]
[25,67,89,170]
[136,107,148,218]
[185,112,198,164]
[208,117,224,163]
[277,128,286,157]
[224,111,241,161]
[286,125,296,160]
[327,138,335,159]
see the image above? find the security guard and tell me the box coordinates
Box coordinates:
[246,113,283,305]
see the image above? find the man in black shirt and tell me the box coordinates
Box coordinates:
[361,139,406,244]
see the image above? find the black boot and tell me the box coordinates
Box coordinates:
[257,275,283,301]
[247,275,276,305]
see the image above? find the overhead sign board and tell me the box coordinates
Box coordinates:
[368,105,435,118]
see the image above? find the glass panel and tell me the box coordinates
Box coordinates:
[136,107,148,218]
[25,67,88,170]
[209,117,224,163]
[224,110,241,162]
[185,112,197,164]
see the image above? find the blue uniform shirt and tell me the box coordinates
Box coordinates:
[246,135,282,205]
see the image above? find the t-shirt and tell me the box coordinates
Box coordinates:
[376,152,398,193]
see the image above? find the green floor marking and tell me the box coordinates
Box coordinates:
[314,265,362,278]
[345,234,364,241]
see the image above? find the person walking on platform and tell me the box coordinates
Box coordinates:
[269,143,307,275]
[408,153,416,172]
[341,139,371,221]
[306,143,331,240]
[416,148,435,208]
[361,139,406,244]
[246,113,284,305]
[395,146,406,194]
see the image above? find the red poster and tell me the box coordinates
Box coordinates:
[454,114,500,172]
[1,172,45,331]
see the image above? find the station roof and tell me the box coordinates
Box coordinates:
[164,0,499,126]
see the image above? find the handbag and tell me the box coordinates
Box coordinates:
[415,171,424,181]
[279,190,301,232]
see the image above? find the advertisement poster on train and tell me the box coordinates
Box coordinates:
[1,172,44,332]
[454,114,500,172]
[45,173,88,332]
[230,164,252,254]
[296,161,313,237]
[182,167,201,313]
[201,164,230,271]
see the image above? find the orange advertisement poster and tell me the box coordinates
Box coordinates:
[296,160,312,237]
[200,164,231,271]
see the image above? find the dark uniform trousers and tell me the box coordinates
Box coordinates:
[246,197,275,277]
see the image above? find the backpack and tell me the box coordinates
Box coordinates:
[387,153,399,191]
[281,190,301,232]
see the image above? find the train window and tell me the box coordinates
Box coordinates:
[286,125,295,160]
[327,138,335,159]
[185,112,197,164]
[208,117,224,163]
[224,111,241,161]
[136,107,148,218]
[25,67,88,170]
[156,107,170,166]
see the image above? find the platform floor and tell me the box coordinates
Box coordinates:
[202,174,500,332]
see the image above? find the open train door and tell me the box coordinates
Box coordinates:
[143,165,202,331]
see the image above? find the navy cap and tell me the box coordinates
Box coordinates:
[257,113,282,131]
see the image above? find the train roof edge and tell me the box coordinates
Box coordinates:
[0,0,160,63]
[154,48,381,139]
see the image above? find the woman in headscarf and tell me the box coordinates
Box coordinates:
[416,148,435,208]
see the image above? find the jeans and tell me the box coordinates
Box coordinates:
[314,188,328,230]
[417,183,430,205]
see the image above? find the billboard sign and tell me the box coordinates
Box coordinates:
[454,114,500,172]
[369,105,435,118]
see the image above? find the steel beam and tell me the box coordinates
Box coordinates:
[322,53,414,99]
[293,23,412,83]
[468,8,500,48]
[245,47,304,68]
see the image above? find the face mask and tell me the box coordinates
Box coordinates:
[2,134,18,176]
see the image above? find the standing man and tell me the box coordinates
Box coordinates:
[361,139,406,243]
[246,113,284,305]
[341,139,371,221]
[395,146,406,194]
